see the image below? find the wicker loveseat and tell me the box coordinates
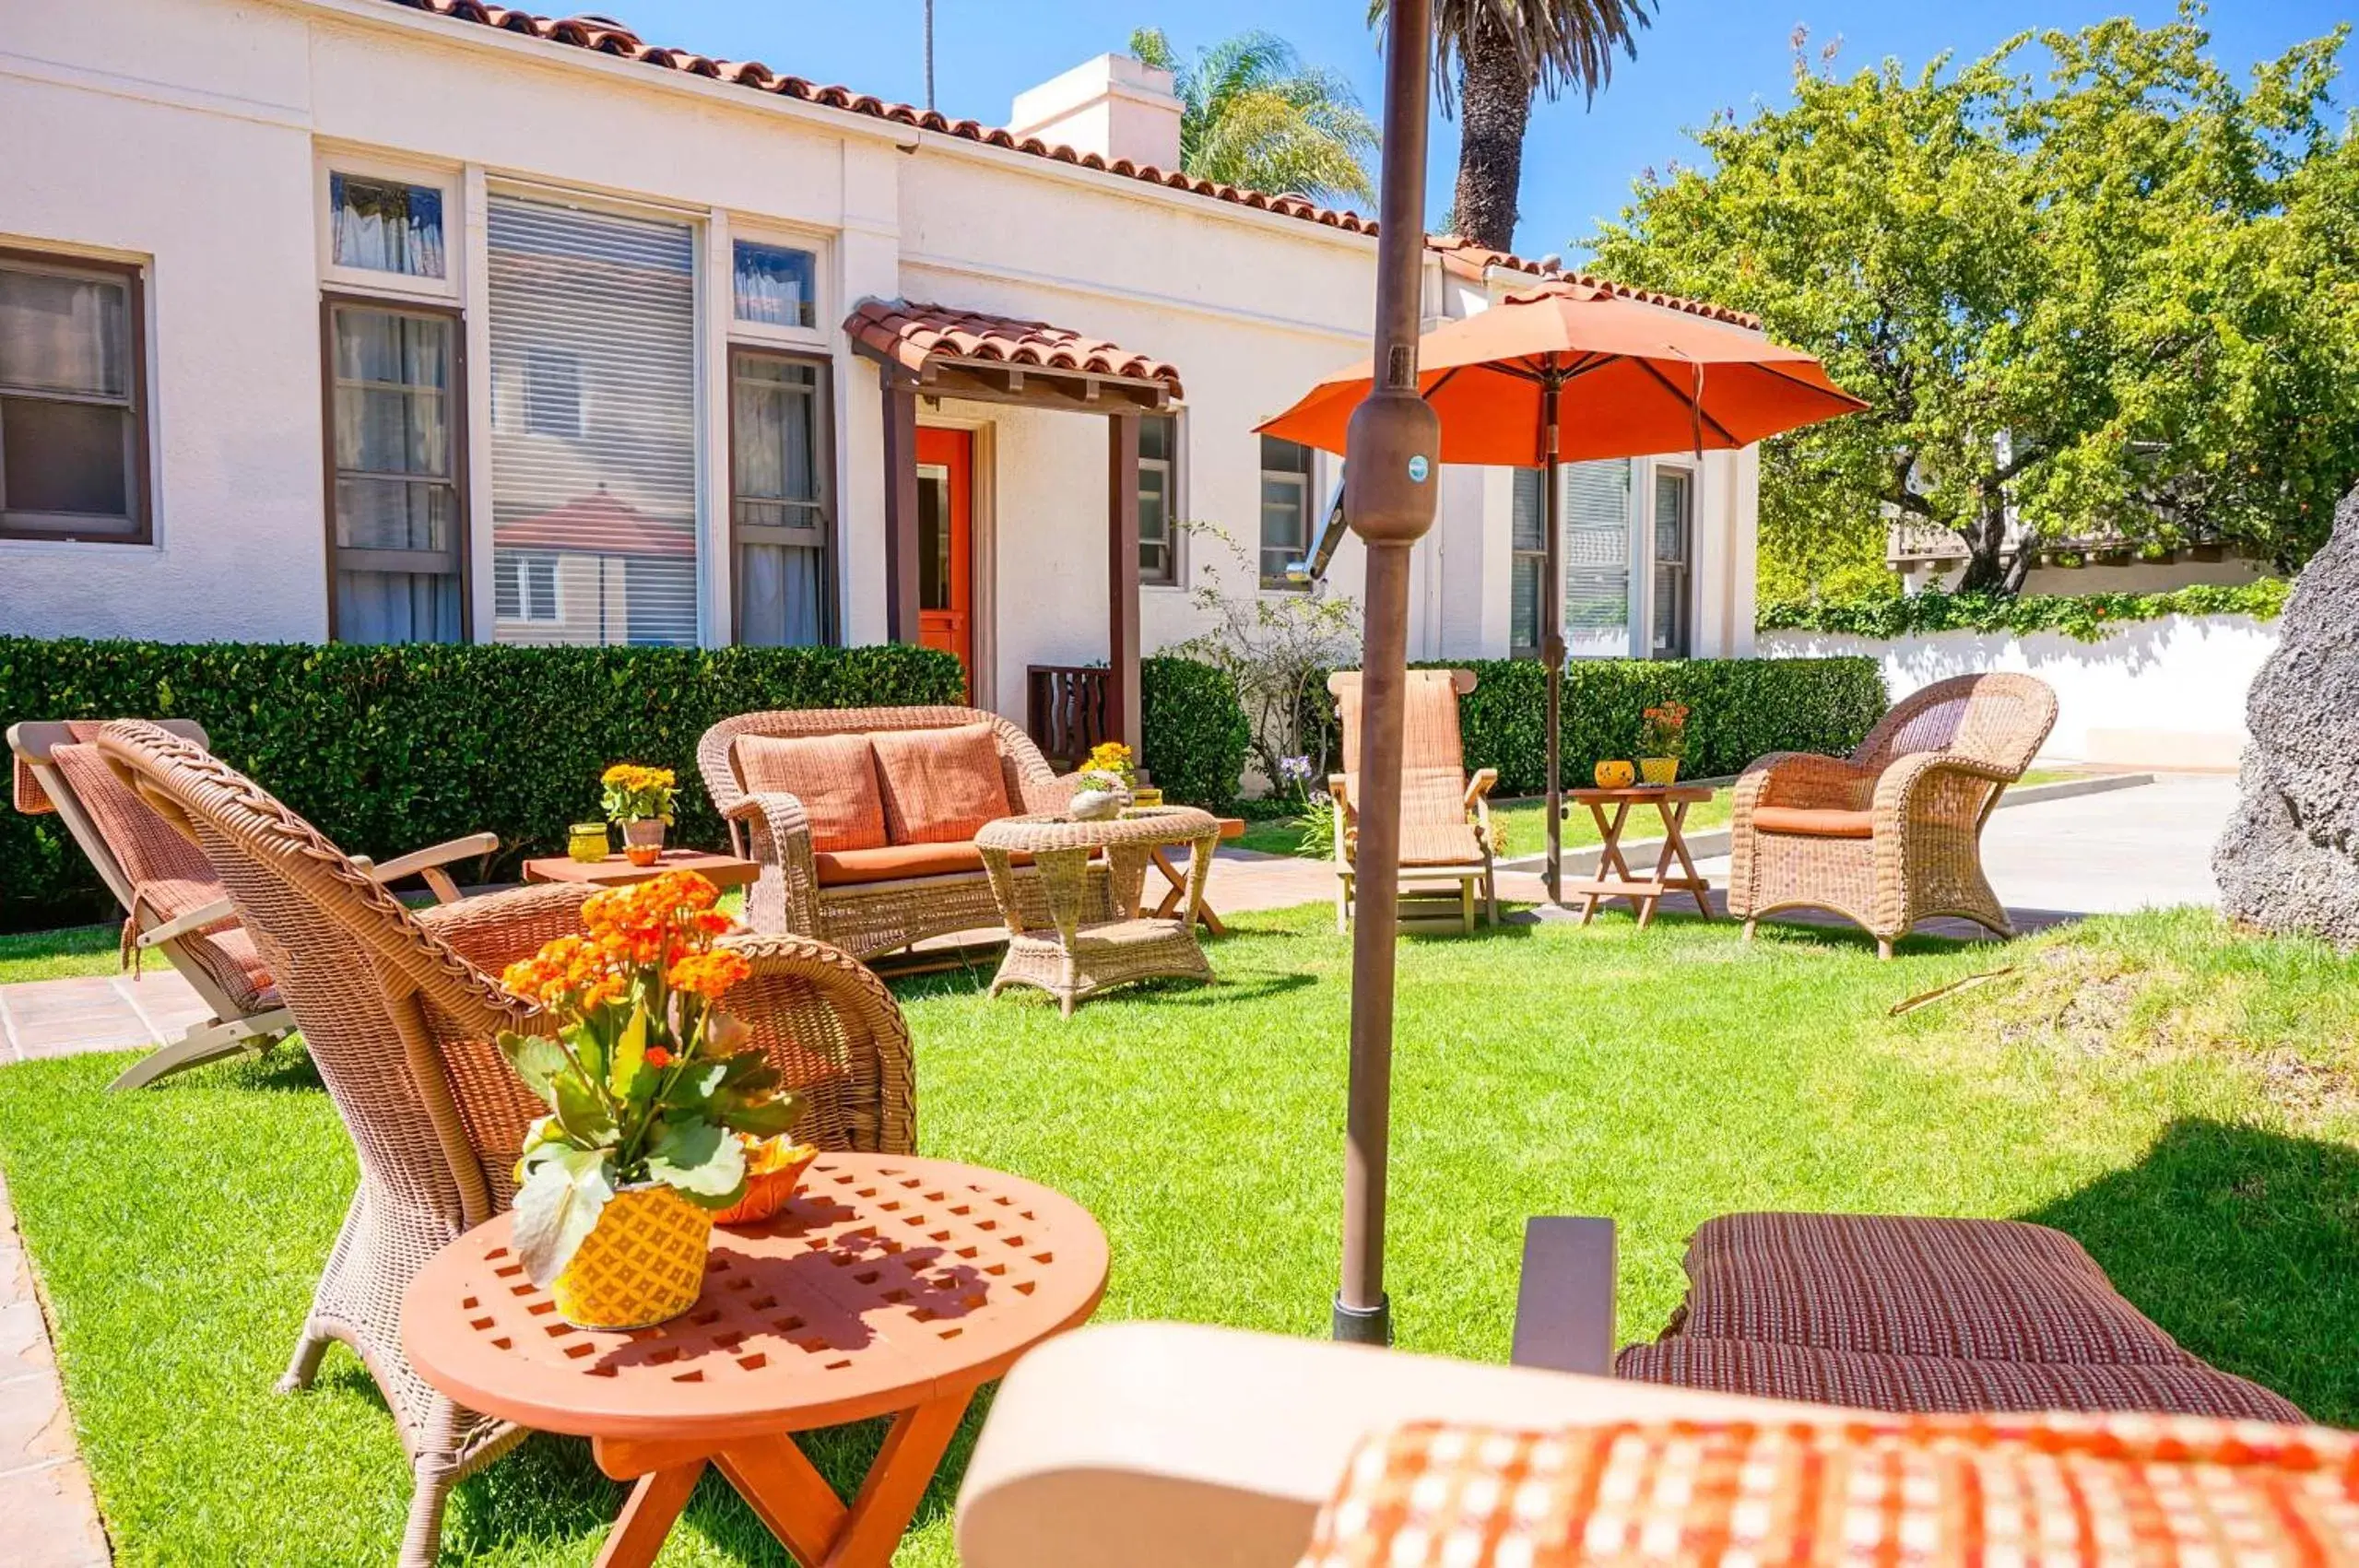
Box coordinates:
[1728,672,2058,958]
[699,705,1104,960]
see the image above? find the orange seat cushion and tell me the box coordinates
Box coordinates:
[734,734,888,854]
[1751,804,1875,839]
[811,842,1032,887]
[871,723,1014,845]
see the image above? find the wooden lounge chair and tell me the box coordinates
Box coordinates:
[699,704,1103,961]
[7,719,494,1090]
[1728,672,2058,958]
[1327,669,1499,935]
[93,721,918,1568]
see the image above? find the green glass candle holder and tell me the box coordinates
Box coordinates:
[567,822,611,863]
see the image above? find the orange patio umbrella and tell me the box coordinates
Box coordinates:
[1259,281,1868,903]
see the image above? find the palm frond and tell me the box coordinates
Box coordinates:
[1372,0,1657,110]
[1143,24,1378,206]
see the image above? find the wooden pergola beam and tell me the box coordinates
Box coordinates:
[1106,410,1142,750]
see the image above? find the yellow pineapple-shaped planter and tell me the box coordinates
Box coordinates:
[1638,757,1681,786]
[551,1185,714,1330]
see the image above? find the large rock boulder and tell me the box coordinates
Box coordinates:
[2214,485,2359,947]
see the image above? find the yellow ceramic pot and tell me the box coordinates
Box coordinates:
[1639,757,1681,786]
[551,1185,714,1330]
[1593,760,1637,789]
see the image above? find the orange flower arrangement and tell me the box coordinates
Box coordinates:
[494,871,805,1285]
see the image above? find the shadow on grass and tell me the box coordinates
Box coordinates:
[2018,1116,2359,1425]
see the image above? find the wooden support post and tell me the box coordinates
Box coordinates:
[881,378,922,644]
[1106,410,1142,748]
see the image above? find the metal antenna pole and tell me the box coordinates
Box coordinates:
[923,0,936,112]
[1334,0,1438,1348]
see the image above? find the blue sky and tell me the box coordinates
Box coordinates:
[599,3,2349,259]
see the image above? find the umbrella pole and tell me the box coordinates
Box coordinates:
[1334,0,1438,1348]
[1541,379,1565,905]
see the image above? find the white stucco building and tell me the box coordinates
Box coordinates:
[0,0,1764,750]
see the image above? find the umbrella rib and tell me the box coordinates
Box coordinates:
[1634,358,1741,448]
[1747,360,1870,408]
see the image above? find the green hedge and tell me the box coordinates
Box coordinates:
[1758,580,2292,643]
[1138,654,1250,812]
[1303,657,1889,798]
[0,639,963,933]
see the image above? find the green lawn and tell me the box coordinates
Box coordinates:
[0,922,117,984]
[2,901,2353,1565]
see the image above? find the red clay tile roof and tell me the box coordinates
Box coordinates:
[376,2,1752,328]
[1427,237,1760,328]
[845,301,1184,397]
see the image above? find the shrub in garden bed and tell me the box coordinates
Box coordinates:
[0,638,962,932]
[1297,657,1889,798]
[1138,654,1251,813]
[1759,580,2291,643]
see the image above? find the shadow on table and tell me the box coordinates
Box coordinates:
[2017,1116,2359,1427]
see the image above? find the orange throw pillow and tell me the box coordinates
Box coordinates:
[870,723,1014,845]
[733,733,887,854]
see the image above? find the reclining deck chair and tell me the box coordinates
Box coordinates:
[96,720,919,1568]
[1328,669,1498,934]
[9,719,494,1090]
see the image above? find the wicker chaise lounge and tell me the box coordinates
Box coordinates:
[1728,672,2058,957]
[95,721,917,1568]
[1327,669,1499,934]
[699,704,1105,960]
[8,718,493,1089]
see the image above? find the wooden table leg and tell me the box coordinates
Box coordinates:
[593,1462,704,1568]
[1580,802,1632,925]
[1151,844,1226,936]
[828,1393,972,1567]
[716,1436,849,1568]
[1662,801,1715,919]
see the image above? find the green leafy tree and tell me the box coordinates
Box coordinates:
[1129,27,1377,209]
[1586,10,2359,595]
[1372,0,1655,253]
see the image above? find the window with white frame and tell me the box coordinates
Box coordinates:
[731,348,834,645]
[1258,434,1315,589]
[1510,467,1546,657]
[1139,412,1179,584]
[487,195,699,647]
[1651,466,1693,658]
[732,240,819,331]
[0,250,147,544]
[326,300,466,643]
[328,172,447,280]
[1563,459,1633,657]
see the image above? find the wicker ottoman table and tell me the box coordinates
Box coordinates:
[974,808,1221,1014]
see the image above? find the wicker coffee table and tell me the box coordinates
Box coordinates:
[401,1153,1109,1568]
[974,808,1221,1014]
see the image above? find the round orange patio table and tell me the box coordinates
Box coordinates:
[401,1153,1109,1568]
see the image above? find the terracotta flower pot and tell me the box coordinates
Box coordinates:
[551,1185,714,1330]
[1594,760,1637,789]
[620,818,666,867]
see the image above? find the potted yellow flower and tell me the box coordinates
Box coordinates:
[497,871,808,1329]
[1070,740,1137,821]
[1638,701,1691,785]
[600,763,677,866]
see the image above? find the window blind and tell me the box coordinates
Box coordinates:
[488,196,699,646]
[1563,459,1632,658]
[1510,467,1545,655]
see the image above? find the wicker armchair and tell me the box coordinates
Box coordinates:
[1728,673,2058,958]
[93,721,916,1568]
[699,705,1101,959]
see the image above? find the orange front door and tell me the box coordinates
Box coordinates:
[914,427,973,690]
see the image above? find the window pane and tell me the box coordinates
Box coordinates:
[1655,469,1690,564]
[737,541,825,646]
[1260,434,1312,476]
[1139,413,1173,463]
[489,197,698,646]
[334,308,452,478]
[337,571,462,644]
[731,352,831,646]
[1138,465,1170,581]
[1511,556,1539,655]
[917,469,950,611]
[330,174,447,278]
[0,266,128,398]
[1563,460,1631,657]
[0,397,132,516]
[733,241,817,328]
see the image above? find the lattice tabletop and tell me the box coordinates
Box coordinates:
[401,1153,1109,1444]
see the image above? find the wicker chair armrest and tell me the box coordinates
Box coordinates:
[729,791,823,937]
[717,929,916,1155]
[727,789,814,850]
[135,895,238,949]
[1871,749,2022,827]
[366,831,499,884]
[1736,751,1877,813]
[1327,774,1353,816]
[412,881,596,979]
[1018,771,1080,815]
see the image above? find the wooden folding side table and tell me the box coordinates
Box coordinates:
[523,848,760,891]
[1563,784,1716,928]
[401,1153,1109,1568]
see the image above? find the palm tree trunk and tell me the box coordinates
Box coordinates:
[1452,18,1533,253]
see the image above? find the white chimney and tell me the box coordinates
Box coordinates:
[1008,53,1184,171]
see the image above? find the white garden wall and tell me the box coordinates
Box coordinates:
[1760,614,2279,770]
